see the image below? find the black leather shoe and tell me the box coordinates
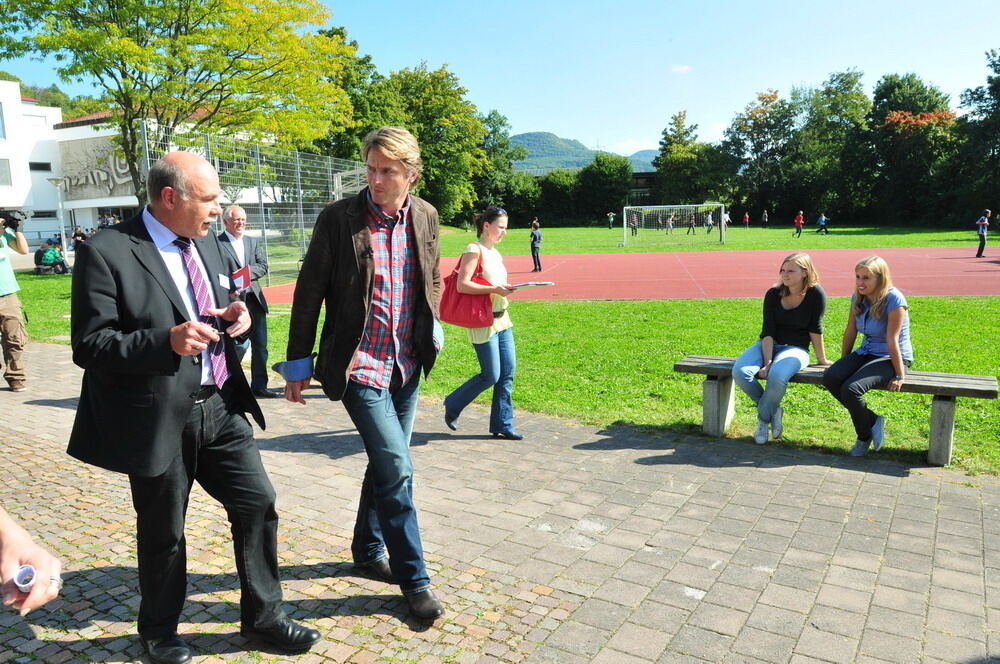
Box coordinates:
[444,405,459,431]
[140,634,192,664]
[353,557,394,583]
[241,618,320,652]
[405,589,444,622]
[252,388,279,399]
[492,431,524,440]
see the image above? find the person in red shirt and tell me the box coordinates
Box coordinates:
[792,211,805,238]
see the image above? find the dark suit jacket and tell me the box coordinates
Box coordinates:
[218,231,268,313]
[286,189,441,400]
[68,213,265,477]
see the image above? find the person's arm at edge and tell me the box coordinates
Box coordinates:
[284,209,334,403]
[0,507,61,616]
[885,307,907,392]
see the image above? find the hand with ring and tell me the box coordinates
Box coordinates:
[1,507,64,615]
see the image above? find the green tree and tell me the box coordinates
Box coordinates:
[1,0,354,203]
[869,74,954,224]
[313,26,408,162]
[537,169,578,220]
[785,71,872,219]
[576,153,633,220]
[472,110,530,217]
[723,90,797,216]
[380,63,486,224]
[950,50,1000,220]
[652,110,731,204]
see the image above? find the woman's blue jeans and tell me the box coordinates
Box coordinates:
[444,328,516,434]
[731,340,809,423]
[341,375,429,594]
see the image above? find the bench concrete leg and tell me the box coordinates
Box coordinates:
[927,395,956,466]
[703,375,735,437]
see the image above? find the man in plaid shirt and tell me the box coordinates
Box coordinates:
[282,127,443,622]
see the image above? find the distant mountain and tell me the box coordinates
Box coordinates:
[629,149,657,173]
[511,132,656,173]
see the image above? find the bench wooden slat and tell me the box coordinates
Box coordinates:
[674,357,998,399]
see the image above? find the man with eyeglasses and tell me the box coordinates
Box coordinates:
[281,126,444,623]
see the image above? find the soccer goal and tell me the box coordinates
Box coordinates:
[621,203,727,247]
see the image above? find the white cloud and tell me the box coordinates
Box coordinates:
[670,64,693,74]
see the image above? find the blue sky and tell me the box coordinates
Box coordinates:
[5,0,998,155]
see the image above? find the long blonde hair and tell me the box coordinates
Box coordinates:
[851,255,894,320]
[775,252,820,296]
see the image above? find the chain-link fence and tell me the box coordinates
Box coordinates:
[142,122,365,285]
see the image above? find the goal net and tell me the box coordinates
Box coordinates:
[621,203,727,247]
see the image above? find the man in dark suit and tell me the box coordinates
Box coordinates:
[219,205,276,397]
[67,151,319,664]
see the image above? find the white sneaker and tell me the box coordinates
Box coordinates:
[771,407,784,439]
[754,419,769,445]
[872,415,885,451]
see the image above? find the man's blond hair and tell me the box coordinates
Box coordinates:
[362,127,423,175]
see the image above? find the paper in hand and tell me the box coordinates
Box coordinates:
[510,281,555,289]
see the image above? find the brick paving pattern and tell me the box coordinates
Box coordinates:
[2,343,998,663]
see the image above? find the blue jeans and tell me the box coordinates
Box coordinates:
[732,340,809,423]
[341,375,429,594]
[235,296,269,391]
[444,328,516,434]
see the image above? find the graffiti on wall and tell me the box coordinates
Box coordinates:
[59,137,134,201]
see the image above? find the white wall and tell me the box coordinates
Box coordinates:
[0,81,65,245]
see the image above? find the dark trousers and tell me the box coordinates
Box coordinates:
[531,246,541,271]
[977,235,987,257]
[128,388,283,638]
[686,225,696,235]
[793,227,802,237]
[236,296,269,391]
[816,226,828,234]
[822,353,898,442]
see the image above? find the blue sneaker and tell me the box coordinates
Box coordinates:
[872,416,885,451]
[850,439,871,457]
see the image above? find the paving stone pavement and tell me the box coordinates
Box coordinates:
[3,342,999,664]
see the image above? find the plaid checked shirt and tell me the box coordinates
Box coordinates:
[349,193,419,389]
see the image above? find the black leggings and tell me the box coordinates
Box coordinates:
[822,353,907,442]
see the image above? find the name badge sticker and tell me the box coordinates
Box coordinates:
[218,273,230,289]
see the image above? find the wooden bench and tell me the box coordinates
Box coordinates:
[674,355,998,466]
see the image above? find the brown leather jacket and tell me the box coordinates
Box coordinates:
[286,189,441,399]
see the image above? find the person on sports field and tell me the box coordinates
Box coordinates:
[732,252,831,445]
[822,256,913,457]
[976,209,990,257]
[792,211,804,237]
[815,213,829,234]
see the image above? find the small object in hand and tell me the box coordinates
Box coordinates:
[14,565,35,593]
[48,575,63,591]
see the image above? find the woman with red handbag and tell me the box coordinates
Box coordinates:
[443,207,523,440]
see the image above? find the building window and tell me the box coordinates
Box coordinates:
[32,210,57,218]
[0,159,11,186]
[0,103,5,139]
[29,162,52,172]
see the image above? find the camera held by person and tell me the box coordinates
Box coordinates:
[0,210,27,233]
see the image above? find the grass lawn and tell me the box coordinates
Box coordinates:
[439,225,980,258]
[264,296,1000,474]
[24,270,998,474]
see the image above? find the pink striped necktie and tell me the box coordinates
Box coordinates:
[173,237,230,387]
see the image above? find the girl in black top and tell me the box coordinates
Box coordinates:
[731,252,832,444]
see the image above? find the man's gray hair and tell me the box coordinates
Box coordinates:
[147,158,189,204]
[224,205,246,220]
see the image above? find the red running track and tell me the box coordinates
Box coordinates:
[264,247,999,303]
